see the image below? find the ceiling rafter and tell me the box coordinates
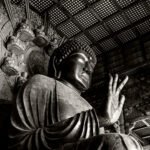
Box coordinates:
[37,6,66,39]
[143,0,150,16]
[48,19,67,39]
[41,3,55,14]
[139,0,150,62]
[54,0,139,30]
[82,0,123,51]
[51,0,105,52]
[52,1,91,38]
[95,14,150,46]
[79,0,110,73]
[112,0,141,37]
[111,0,140,65]
[54,0,142,38]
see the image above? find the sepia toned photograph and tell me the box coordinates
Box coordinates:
[0,0,150,149]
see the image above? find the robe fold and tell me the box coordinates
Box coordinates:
[8,75,142,150]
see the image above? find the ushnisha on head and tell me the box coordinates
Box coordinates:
[49,40,97,93]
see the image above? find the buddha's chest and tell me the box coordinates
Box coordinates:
[56,84,92,121]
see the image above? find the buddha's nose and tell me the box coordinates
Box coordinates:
[85,63,93,74]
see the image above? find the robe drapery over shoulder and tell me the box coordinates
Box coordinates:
[9,75,143,150]
[9,75,100,149]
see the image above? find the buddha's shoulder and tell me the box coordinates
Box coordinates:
[26,74,56,89]
[30,74,55,82]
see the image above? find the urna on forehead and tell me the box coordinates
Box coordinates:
[52,40,97,66]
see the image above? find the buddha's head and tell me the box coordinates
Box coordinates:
[49,40,97,93]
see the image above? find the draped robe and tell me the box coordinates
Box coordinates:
[8,75,142,150]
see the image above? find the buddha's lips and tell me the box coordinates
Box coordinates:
[81,73,90,83]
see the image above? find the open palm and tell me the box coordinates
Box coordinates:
[105,74,128,124]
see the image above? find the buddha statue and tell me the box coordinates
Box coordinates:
[8,40,142,150]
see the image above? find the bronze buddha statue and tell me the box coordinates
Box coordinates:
[8,40,142,150]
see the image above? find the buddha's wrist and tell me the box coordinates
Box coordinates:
[99,116,112,127]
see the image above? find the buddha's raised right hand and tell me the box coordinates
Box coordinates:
[106,74,128,124]
[99,74,128,126]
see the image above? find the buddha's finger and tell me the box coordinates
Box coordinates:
[108,74,113,92]
[118,95,125,112]
[113,74,118,92]
[117,76,128,94]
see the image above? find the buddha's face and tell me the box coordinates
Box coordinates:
[60,52,95,92]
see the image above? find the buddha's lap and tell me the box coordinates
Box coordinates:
[63,133,142,150]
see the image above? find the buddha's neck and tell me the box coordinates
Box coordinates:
[59,79,81,95]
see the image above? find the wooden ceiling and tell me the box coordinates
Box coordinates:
[10,0,150,54]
